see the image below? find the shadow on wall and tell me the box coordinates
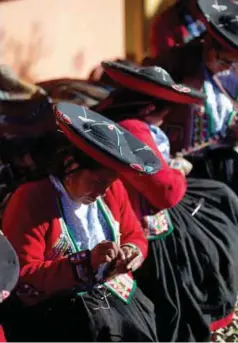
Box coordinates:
[0,21,85,82]
[0,22,49,81]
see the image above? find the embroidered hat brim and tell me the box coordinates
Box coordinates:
[102,62,206,105]
[54,102,161,175]
[192,0,238,52]
[0,232,19,299]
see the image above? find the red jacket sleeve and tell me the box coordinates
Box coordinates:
[2,180,80,304]
[119,119,187,209]
[0,326,6,342]
[105,180,148,259]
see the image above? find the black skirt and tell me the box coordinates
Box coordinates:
[187,145,238,195]
[2,286,158,342]
[135,178,238,342]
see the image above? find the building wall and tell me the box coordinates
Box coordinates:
[0,0,125,82]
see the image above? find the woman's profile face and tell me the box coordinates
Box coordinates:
[204,37,238,73]
[64,164,118,204]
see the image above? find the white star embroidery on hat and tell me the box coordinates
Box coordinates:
[212,4,227,11]
[154,66,169,81]
[78,106,95,122]
[78,116,95,122]
[231,15,238,22]
[212,0,227,12]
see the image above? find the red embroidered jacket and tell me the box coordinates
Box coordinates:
[120,119,187,212]
[2,178,147,305]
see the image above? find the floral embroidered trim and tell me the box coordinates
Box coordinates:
[143,210,174,241]
[105,274,136,304]
[0,290,10,303]
[172,84,191,93]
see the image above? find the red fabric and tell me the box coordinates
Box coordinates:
[210,312,234,332]
[2,178,147,305]
[104,68,204,106]
[150,2,186,58]
[119,119,187,210]
[0,326,6,342]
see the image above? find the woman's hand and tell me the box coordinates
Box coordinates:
[114,245,143,274]
[170,153,193,176]
[90,241,125,271]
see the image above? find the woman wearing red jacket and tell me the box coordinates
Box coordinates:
[150,0,238,195]
[2,103,160,342]
[94,62,238,341]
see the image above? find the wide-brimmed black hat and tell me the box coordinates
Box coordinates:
[102,62,206,105]
[192,0,238,52]
[0,232,19,301]
[54,102,161,175]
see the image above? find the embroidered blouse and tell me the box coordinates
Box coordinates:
[217,66,238,101]
[50,175,111,251]
[164,66,236,154]
[190,67,234,146]
[149,124,171,163]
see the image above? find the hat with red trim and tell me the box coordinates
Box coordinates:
[54,102,161,175]
[101,62,206,105]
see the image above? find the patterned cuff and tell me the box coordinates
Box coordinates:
[69,250,94,287]
[121,243,141,253]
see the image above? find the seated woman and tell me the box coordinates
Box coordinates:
[150,0,238,194]
[1,103,159,342]
[94,63,238,341]
[150,0,206,58]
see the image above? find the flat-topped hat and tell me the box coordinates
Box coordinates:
[0,231,19,302]
[54,102,161,175]
[191,0,238,53]
[102,62,206,105]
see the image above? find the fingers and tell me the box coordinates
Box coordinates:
[117,247,126,261]
[91,242,143,274]
[126,253,143,272]
[91,241,120,270]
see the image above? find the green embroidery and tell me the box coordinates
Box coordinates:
[57,197,136,303]
[147,210,174,241]
[203,83,215,136]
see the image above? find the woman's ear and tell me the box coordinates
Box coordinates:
[64,156,79,175]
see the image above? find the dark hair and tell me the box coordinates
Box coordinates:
[95,89,173,122]
[51,132,103,179]
[152,40,204,82]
